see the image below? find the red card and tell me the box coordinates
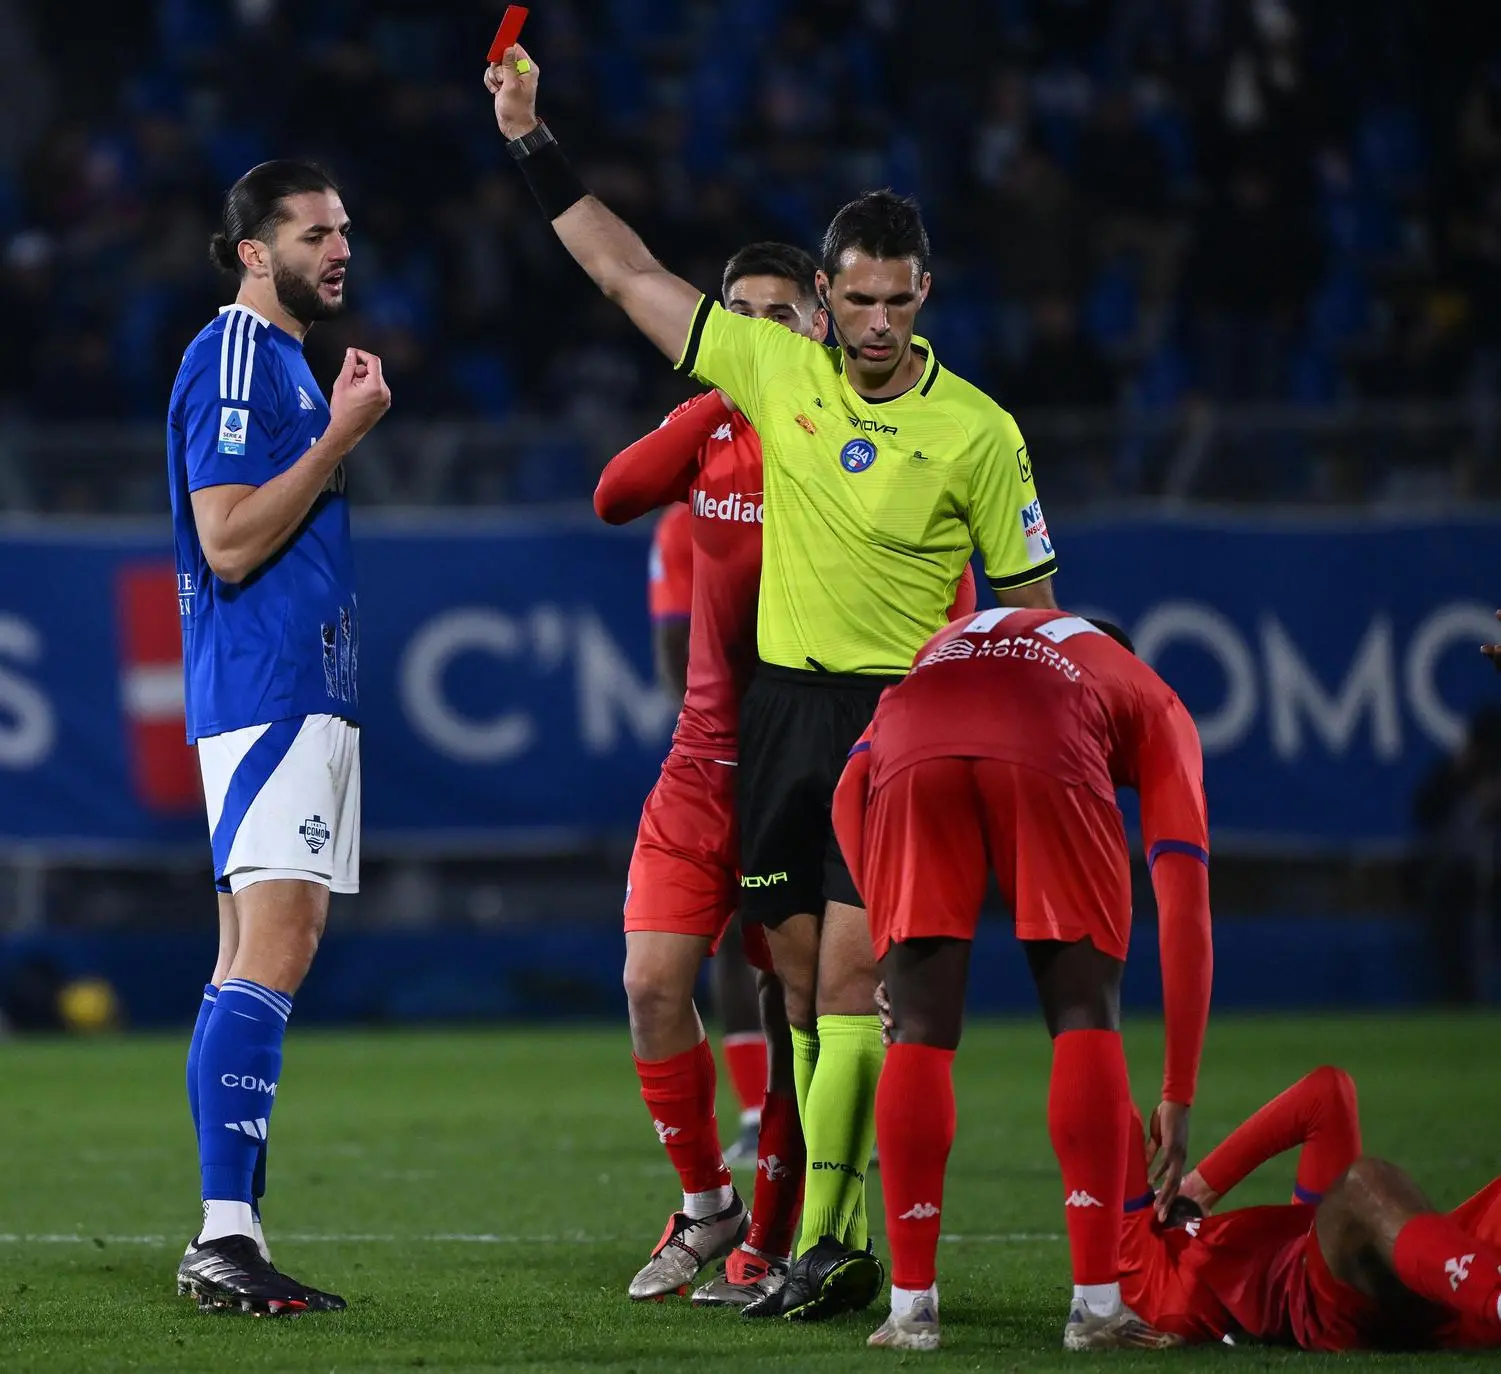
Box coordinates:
[487,6,530,63]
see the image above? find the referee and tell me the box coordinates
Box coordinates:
[486,46,1056,1319]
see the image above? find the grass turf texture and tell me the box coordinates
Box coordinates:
[2,1014,1497,1372]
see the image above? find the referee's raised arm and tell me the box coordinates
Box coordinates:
[484,46,701,365]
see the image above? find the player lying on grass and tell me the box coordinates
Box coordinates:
[833,608,1212,1351]
[596,243,830,1307]
[1117,1064,1501,1353]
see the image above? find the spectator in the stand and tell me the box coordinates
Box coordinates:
[0,0,1494,508]
[1411,706,1501,1004]
[1187,161,1323,401]
[1001,295,1116,410]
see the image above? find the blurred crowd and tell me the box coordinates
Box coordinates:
[2,0,1500,467]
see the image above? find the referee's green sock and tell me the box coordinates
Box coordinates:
[791,1024,819,1124]
[796,1013,884,1257]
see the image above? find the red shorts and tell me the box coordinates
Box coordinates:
[624,752,770,969]
[861,756,1131,960]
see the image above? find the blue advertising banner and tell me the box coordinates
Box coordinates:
[0,512,1495,853]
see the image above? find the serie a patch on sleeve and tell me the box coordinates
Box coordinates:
[218,406,249,456]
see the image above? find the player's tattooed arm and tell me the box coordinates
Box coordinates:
[486,45,701,362]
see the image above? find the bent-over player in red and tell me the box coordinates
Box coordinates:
[1121,1065,1501,1353]
[832,607,1213,1352]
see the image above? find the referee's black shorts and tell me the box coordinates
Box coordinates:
[737,661,899,927]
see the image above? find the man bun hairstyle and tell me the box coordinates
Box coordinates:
[208,159,340,276]
[820,188,930,280]
[721,241,819,304]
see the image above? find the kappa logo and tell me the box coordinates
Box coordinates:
[898,1202,940,1220]
[758,1154,790,1181]
[299,814,330,853]
[711,422,734,442]
[653,1119,681,1144]
[1065,1190,1104,1208]
[1446,1253,1476,1291]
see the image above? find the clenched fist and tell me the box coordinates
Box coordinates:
[486,43,541,142]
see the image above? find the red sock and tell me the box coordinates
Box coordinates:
[635,1039,732,1197]
[1050,1030,1129,1286]
[1197,1066,1361,1205]
[722,1033,768,1117]
[1393,1213,1501,1326]
[877,1043,956,1292]
[745,1089,804,1258]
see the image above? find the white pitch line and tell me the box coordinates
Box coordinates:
[0,1231,1065,1247]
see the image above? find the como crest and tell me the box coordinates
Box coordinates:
[839,438,878,473]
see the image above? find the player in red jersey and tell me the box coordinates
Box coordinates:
[648,504,774,1167]
[832,607,1212,1351]
[598,243,828,1307]
[1119,1065,1501,1353]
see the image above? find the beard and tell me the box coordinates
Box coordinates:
[273,257,344,326]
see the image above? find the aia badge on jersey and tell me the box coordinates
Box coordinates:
[218,407,248,456]
[840,438,878,473]
[1020,499,1053,560]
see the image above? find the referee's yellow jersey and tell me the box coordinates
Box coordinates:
[677,297,1057,676]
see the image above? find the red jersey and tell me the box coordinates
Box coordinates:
[853,606,1211,1102]
[598,393,761,761]
[600,394,978,763]
[648,504,694,623]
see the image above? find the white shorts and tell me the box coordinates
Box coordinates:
[197,714,360,896]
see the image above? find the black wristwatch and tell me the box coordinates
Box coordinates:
[507,122,557,160]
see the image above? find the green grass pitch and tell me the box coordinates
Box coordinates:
[2,1013,1497,1371]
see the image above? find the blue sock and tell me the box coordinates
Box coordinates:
[197,978,292,1205]
[186,984,217,1146]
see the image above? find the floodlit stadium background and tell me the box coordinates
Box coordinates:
[1,0,1500,1023]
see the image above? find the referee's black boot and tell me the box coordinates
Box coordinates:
[742,1233,884,1321]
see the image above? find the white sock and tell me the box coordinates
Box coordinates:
[891,1284,938,1320]
[684,1185,735,1219]
[739,1106,761,1128]
[198,1200,256,1244]
[252,1211,272,1263]
[1075,1281,1122,1317]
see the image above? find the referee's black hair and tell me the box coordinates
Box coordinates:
[209,160,341,277]
[820,188,930,280]
[1089,619,1136,655]
[722,242,819,303]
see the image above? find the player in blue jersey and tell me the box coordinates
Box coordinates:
[168,160,390,1315]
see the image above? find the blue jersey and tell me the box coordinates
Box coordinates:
[167,304,359,742]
